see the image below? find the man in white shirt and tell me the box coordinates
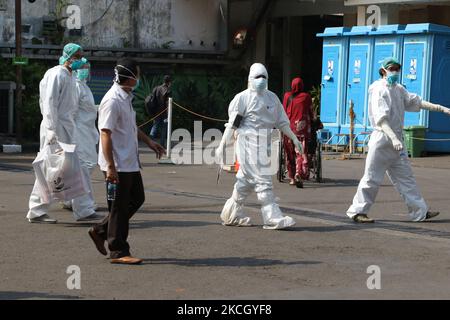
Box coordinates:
[88,58,165,265]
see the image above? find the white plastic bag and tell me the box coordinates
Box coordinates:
[32,141,89,203]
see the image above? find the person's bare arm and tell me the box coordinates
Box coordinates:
[101,129,119,183]
[138,129,166,159]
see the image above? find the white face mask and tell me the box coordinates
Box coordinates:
[114,65,140,91]
[252,78,267,92]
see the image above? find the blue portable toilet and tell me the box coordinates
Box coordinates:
[370,25,406,84]
[365,25,405,132]
[341,26,375,138]
[317,23,450,153]
[398,24,450,152]
[316,27,350,143]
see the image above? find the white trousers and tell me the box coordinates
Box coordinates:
[221,178,296,230]
[347,131,428,222]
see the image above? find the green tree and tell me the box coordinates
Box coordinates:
[0,57,48,141]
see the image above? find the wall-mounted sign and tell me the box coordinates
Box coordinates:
[324,60,334,81]
[13,57,29,66]
[407,58,417,80]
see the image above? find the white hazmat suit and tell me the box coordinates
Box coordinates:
[218,63,302,230]
[347,78,450,221]
[63,77,100,220]
[27,65,79,220]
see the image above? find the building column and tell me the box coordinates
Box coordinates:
[255,20,266,64]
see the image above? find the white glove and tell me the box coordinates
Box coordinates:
[215,124,234,165]
[379,119,403,151]
[421,101,450,115]
[215,144,224,165]
[391,137,404,151]
[280,124,303,154]
[45,129,57,145]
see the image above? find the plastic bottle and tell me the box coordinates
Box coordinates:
[107,182,117,201]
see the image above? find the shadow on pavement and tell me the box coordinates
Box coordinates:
[307,178,361,188]
[287,225,364,233]
[0,291,80,300]
[139,208,219,215]
[60,222,99,228]
[130,220,218,229]
[141,257,322,267]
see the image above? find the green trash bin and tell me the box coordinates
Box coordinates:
[403,126,426,157]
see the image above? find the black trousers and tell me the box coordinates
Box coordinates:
[94,172,145,259]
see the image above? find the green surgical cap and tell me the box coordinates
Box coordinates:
[59,43,82,65]
[381,57,401,69]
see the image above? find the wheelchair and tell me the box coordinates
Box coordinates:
[277,132,323,184]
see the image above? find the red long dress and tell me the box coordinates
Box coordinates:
[282,77,313,181]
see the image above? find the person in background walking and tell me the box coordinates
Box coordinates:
[282,77,314,188]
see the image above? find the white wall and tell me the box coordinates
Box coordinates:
[0,0,227,51]
[0,0,50,43]
[138,0,226,50]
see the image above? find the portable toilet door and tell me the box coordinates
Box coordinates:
[368,25,405,129]
[316,27,350,143]
[427,25,450,152]
[399,25,432,128]
[399,23,450,152]
[370,25,405,84]
[342,26,374,136]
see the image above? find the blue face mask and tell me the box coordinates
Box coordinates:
[70,57,87,71]
[76,69,90,81]
[252,78,267,91]
[386,70,399,85]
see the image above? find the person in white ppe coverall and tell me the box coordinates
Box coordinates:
[216,63,303,230]
[61,60,104,221]
[347,57,450,223]
[27,43,87,224]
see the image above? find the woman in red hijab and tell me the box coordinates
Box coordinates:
[282,77,313,188]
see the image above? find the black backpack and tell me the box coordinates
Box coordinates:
[145,87,159,117]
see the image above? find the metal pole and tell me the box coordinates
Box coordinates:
[14,0,23,143]
[8,87,14,135]
[166,97,173,158]
[349,100,355,155]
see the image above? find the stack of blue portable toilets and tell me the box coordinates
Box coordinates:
[317,23,450,154]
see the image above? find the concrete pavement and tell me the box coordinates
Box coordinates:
[1,148,450,299]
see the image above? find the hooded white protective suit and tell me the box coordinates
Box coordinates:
[27,65,79,220]
[63,78,99,219]
[347,78,428,221]
[219,63,299,229]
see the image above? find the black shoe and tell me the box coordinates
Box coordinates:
[295,176,303,189]
[77,213,105,222]
[352,214,374,223]
[28,214,57,224]
[425,211,440,220]
[88,228,107,256]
